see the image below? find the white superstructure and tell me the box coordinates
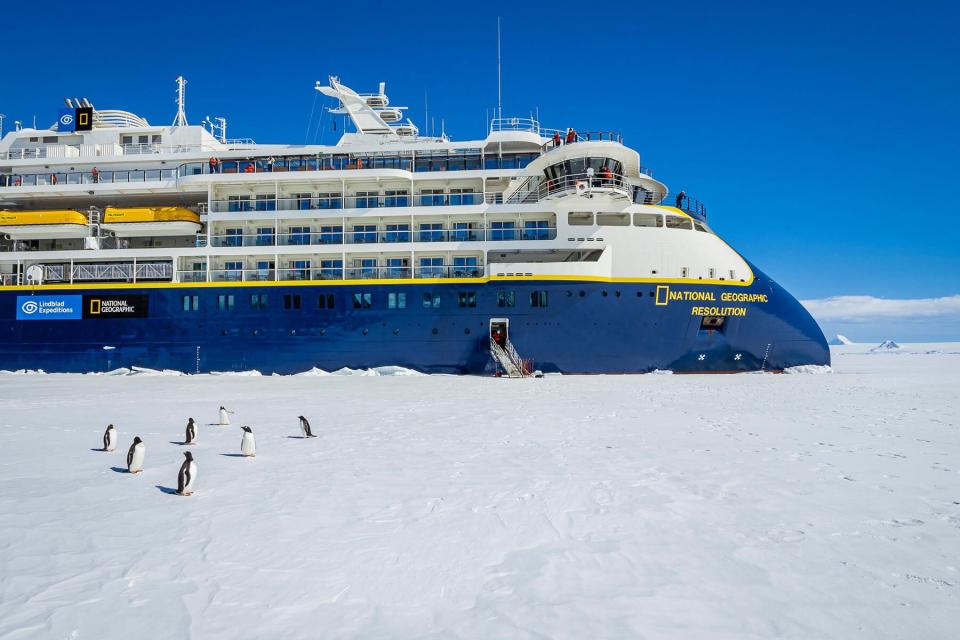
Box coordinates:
[0,76,749,289]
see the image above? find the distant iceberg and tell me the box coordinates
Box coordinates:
[870,340,901,352]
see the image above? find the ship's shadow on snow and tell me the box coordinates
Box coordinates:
[155,486,178,495]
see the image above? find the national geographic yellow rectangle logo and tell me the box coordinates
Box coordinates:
[655,285,669,306]
[89,299,101,315]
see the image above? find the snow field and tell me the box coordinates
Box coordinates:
[0,344,958,638]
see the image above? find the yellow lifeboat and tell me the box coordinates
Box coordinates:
[0,210,89,239]
[101,207,202,237]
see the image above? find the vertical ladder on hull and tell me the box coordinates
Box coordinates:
[490,337,531,378]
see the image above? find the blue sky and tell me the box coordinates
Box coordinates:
[1,0,957,340]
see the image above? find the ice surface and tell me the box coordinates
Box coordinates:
[1,344,958,638]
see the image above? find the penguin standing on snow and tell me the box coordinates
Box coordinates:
[177,452,196,496]
[127,437,145,473]
[240,426,256,457]
[218,406,233,426]
[185,418,197,445]
[298,416,316,438]
[102,424,117,451]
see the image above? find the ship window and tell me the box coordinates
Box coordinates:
[596,212,629,226]
[530,290,549,307]
[699,316,725,331]
[709,268,716,279]
[694,221,710,233]
[121,135,133,145]
[422,292,441,308]
[489,221,516,241]
[138,135,149,144]
[633,213,663,227]
[218,295,235,311]
[250,293,268,309]
[665,216,693,230]
[318,294,335,309]
[284,294,302,310]
[497,290,515,307]
[388,292,407,309]
[182,295,199,311]
[729,270,736,280]
[681,267,689,278]
[458,291,477,308]
[152,135,162,143]
[568,212,593,226]
[352,293,372,309]
[43,136,58,143]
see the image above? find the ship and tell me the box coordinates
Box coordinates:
[0,76,829,375]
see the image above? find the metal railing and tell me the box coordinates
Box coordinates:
[509,172,632,203]
[180,264,485,283]
[208,227,557,248]
[30,262,174,283]
[208,192,487,213]
[0,143,204,161]
[0,273,19,286]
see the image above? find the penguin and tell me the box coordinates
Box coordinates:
[127,437,145,474]
[177,451,196,496]
[240,426,256,457]
[218,406,233,426]
[102,424,117,451]
[185,418,197,445]
[298,416,316,438]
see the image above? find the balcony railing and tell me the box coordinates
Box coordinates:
[180,264,485,283]
[209,192,488,213]
[208,227,556,248]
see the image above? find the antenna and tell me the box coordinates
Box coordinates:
[424,90,428,137]
[173,76,188,127]
[0,114,5,137]
[497,16,502,120]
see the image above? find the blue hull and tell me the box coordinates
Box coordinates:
[0,265,828,374]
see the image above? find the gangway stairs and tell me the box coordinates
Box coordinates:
[490,337,532,378]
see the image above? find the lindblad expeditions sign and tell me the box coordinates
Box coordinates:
[14,295,148,320]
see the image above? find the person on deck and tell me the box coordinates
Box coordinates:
[599,164,614,185]
[244,162,255,173]
[552,131,561,148]
[565,128,577,144]
[91,166,99,183]
[675,190,686,210]
[208,157,219,174]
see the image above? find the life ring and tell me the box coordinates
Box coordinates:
[575,181,588,195]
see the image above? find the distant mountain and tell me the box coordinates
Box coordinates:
[870,340,901,352]
[830,334,854,345]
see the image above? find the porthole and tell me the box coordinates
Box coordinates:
[636,291,643,297]
[464,328,470,335]
[432,328,439,335]
[319,328,326,336]
[615,291,621,297]
[602,290,608,297]
[362,328,369,336]
[252,329,261,336]
[579,290,585,297]
[566,290,572,297]
[393,328,400,335]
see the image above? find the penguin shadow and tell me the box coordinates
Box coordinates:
[169,441,194,446]
[91,447,111,452]
[155,486,179,495]
[109,466,130,474]
[220,453,247,458]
